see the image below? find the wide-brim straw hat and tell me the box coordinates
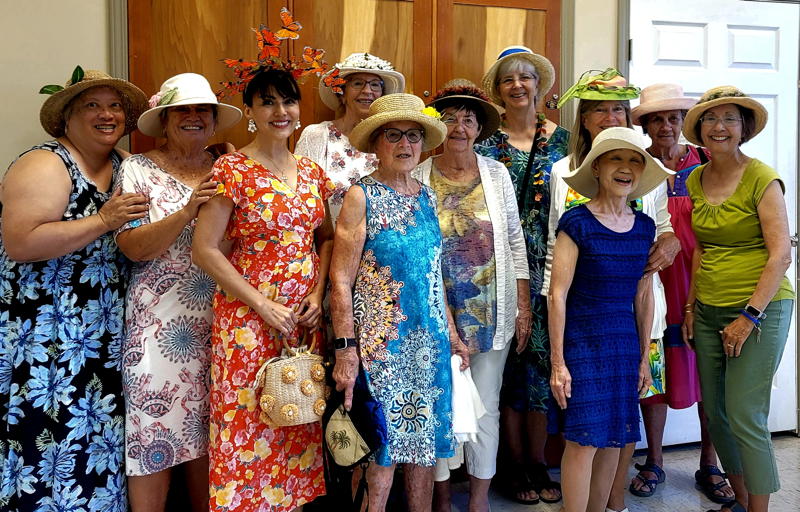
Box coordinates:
[319,52,406,111]
[137,73,242,137]
[563,127,673,200]
[631,83,697,126]
[681,85,767,146]
[481,46,555,107]
[349,93,447,153]
[429,79,502,143]
[40,69,148,137]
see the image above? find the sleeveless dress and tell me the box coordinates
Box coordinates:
[116,154,215,475]
[555,205,655,447]
[208,152,334,511]
[0,141,128,510]
[353,176,454,466]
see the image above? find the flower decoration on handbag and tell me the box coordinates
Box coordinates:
[219,7,332,98]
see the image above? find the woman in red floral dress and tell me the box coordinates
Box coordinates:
[193,67,335,511]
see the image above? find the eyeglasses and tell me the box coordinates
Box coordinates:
[382,128,425,144]
[441,115,479,130]
[497,73,538,87]
[348,78,384,92]
[700,115,742,126]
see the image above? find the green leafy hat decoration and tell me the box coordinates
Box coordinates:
[38,65,148,137]
[556,68,640,109]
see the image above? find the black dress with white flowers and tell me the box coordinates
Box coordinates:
[0,141,128,511]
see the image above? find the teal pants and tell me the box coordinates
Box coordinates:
[694,299,793,495]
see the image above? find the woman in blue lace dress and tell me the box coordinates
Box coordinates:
[548,127,672,512]
[0,69,148,510]
[474,45,569,504]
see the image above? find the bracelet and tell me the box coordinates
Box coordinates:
[739,309,761,327]
[683,303,695,313]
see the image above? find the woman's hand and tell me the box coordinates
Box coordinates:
[515,310,532,354]
[332,347,359,411]
[450,335,470,371]
[681,310,695,350]
[256,300,297,336]
[645,232,681,275]
[98,188,148,230]
[638,358,653,398]
[721,314,756,358]
[296,294,323,330]
[550,360,571,409]
[182,171,218,219]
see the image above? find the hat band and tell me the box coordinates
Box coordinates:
[497,47,532,59]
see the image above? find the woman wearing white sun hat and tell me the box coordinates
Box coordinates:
[115,72,241,511]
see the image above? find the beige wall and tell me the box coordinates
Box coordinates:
[0,0,110,172]
[573,0,619,81]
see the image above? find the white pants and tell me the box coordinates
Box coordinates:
[434,342,512,481]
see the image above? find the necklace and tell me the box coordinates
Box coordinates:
[257,151,294,181]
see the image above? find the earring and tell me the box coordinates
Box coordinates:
[247,119,257,133]
[295,120,302,130]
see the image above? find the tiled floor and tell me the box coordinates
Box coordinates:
[449,435,800,512]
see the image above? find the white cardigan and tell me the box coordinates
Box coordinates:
[541,155,670,339]
[413,154,529,351]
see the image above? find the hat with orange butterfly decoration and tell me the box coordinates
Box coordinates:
[219,8,335,98]
[318,53,406,111]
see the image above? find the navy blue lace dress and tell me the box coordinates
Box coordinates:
[555,205,654,447]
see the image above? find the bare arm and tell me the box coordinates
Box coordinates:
[1,150,147,262]
[117,171,217,262]
[297,203,335,329]
[329,186,367,410]
[547,231,577,410]
[192,195,296,336]
[681,244,703,347]
[634,273,654,397]
[645,184,680,274]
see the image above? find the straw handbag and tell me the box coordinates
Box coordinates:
[255,332,327,427]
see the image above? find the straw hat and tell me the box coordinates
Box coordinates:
[319,52,406,111]
[481,46,555,107]
[349,93,447,152]
[681,85,767,146]
[429,79,502,142]
[563,127,673,200]
[137,73,242,137]
[39,67,148,137]
[631,83,697,126]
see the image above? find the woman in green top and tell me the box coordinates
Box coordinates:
[682,86,794,512]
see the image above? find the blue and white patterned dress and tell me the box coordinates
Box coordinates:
[0,141,127,511]
[352,176,454,466]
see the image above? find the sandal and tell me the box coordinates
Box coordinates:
[628,461,665,497]
[503,464,539,505]
[527,462,562,503]
[695,465,736,504]
[707,501,746,512]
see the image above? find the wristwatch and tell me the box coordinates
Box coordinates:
[744,304,767,321]
[333,337,357,350]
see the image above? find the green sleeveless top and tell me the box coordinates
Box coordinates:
[686,158,794,307]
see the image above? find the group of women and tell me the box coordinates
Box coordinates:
[0,28,793,512]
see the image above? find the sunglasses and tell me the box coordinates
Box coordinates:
[382,128,425,144]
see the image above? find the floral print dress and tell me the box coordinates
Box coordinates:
[116,154,215,476]
[208,152,334,511]
[353,176,454,466]
[475,123,570,412]
[0,141,127,511]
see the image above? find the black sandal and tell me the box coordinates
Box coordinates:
[503,463,539,505]
[527,462,562,504]
[707,501,746,512]
[629,461,665,497]
[695,465,736,504]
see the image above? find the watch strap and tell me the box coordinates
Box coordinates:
[334,337,357,350]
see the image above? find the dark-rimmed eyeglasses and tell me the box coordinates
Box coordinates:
[348,78,384,92]
[382,128,425,144]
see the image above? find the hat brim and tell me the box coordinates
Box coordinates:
[40,78,148,138]
[682,96,767,146]
[319,68,406,111]
[428,95,502,143]
[632,97,698,125]
[481,52,555,107]
[563,138,674,200]
[349,110,447,153]
[137,100,242,137]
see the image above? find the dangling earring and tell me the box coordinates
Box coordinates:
[295,120,302,130]
[248,119,257,133]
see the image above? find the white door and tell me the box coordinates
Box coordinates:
[628,0,799,446]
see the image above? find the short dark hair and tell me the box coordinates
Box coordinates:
[243,68,301,107]
[435,99,485,127]
[639,110,687,138]
[693,104,757,146]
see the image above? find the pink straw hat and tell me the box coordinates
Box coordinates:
[631,83,697,125]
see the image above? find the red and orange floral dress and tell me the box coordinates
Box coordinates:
[208,152,334,511]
